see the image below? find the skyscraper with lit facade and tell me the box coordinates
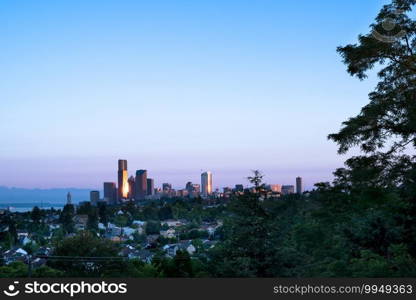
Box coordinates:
[201,171,213,198]
[118,159,129,200]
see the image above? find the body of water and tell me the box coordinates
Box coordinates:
[0,202,67,212]
[0,187,91,212]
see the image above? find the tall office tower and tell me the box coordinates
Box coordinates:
[192,184,200,194]
[296,177,303,194]
[186,182,193,194]
[135,170,147,200]
[162,183,172,192]
[147,178,154,196]
[185,182,200,198]
[128,176,136,199]
[66,192,72,204]
[223,187,232,193]
[270,184,282,193]
[201,171,213,198]
[235,184,244,192]
[90,190,100,206]
[103,182,117,205]
[282,185,295,195]
[117,159,129,200]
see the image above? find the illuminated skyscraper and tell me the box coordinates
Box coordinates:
[296,177,303,195]
[270,184,282,193]
[135,170,147,200]
[118,159,129,200]
[201,171,213,198]
[104,182,117,205]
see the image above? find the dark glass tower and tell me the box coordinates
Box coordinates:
[135,169,147,200]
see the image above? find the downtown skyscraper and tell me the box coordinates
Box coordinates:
[103,182,117,205]
[296,177,303,195]
[135,169,147,200]
[118,159,129,200]
[147,178,154,196]
[201,171,213,198]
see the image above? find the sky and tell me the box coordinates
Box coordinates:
[0,0,391,190]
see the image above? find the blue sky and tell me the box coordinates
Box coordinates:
[0,0,389,190]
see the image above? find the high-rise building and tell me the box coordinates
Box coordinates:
[162,183,172,192]
[223,187,232,193]
[117,159,129,200]
[128,176,136,199]
[296,177,303,194]
[104,182,117,205]
[270,184,282,193]
[135,170,147,200]
[235,184,244,192]
[185,182,200,198]
[192,184,200,193]
[185,182,193,194]
[201,171,213,198]
[282,185,295,195]
[90,190,100,206]
[147,178,154,196]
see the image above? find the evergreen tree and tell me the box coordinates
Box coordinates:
[60,204,75,233]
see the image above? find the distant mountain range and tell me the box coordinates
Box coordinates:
[0,186,93,204]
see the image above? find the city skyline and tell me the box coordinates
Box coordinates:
[0,162,308,192]
[88,159,304,204]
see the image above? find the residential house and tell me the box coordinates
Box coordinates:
[74,215,88,231]
[3,247,28,265]
[160,228,176,239]
[136,250,154,264]
[163,244,179,257]
[178,240,196,255]
[161,219,183,228]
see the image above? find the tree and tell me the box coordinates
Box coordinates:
[143,204,159,220]
[98,202,109,226]
[87,208,99,231]
[50,231,122,276]
[6,219,18,246]
[208,174,280,277]
[159,205,173,220]
[329,0,416,186]
[146,221,161,235]
[31,206,42,224]
[0,262,28,277]
[172,250,194,277]
[247,170,264,189]
[32,266,64,277]
[60,204,75,233]
[328,0,416,259]
[155,251,194,277]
